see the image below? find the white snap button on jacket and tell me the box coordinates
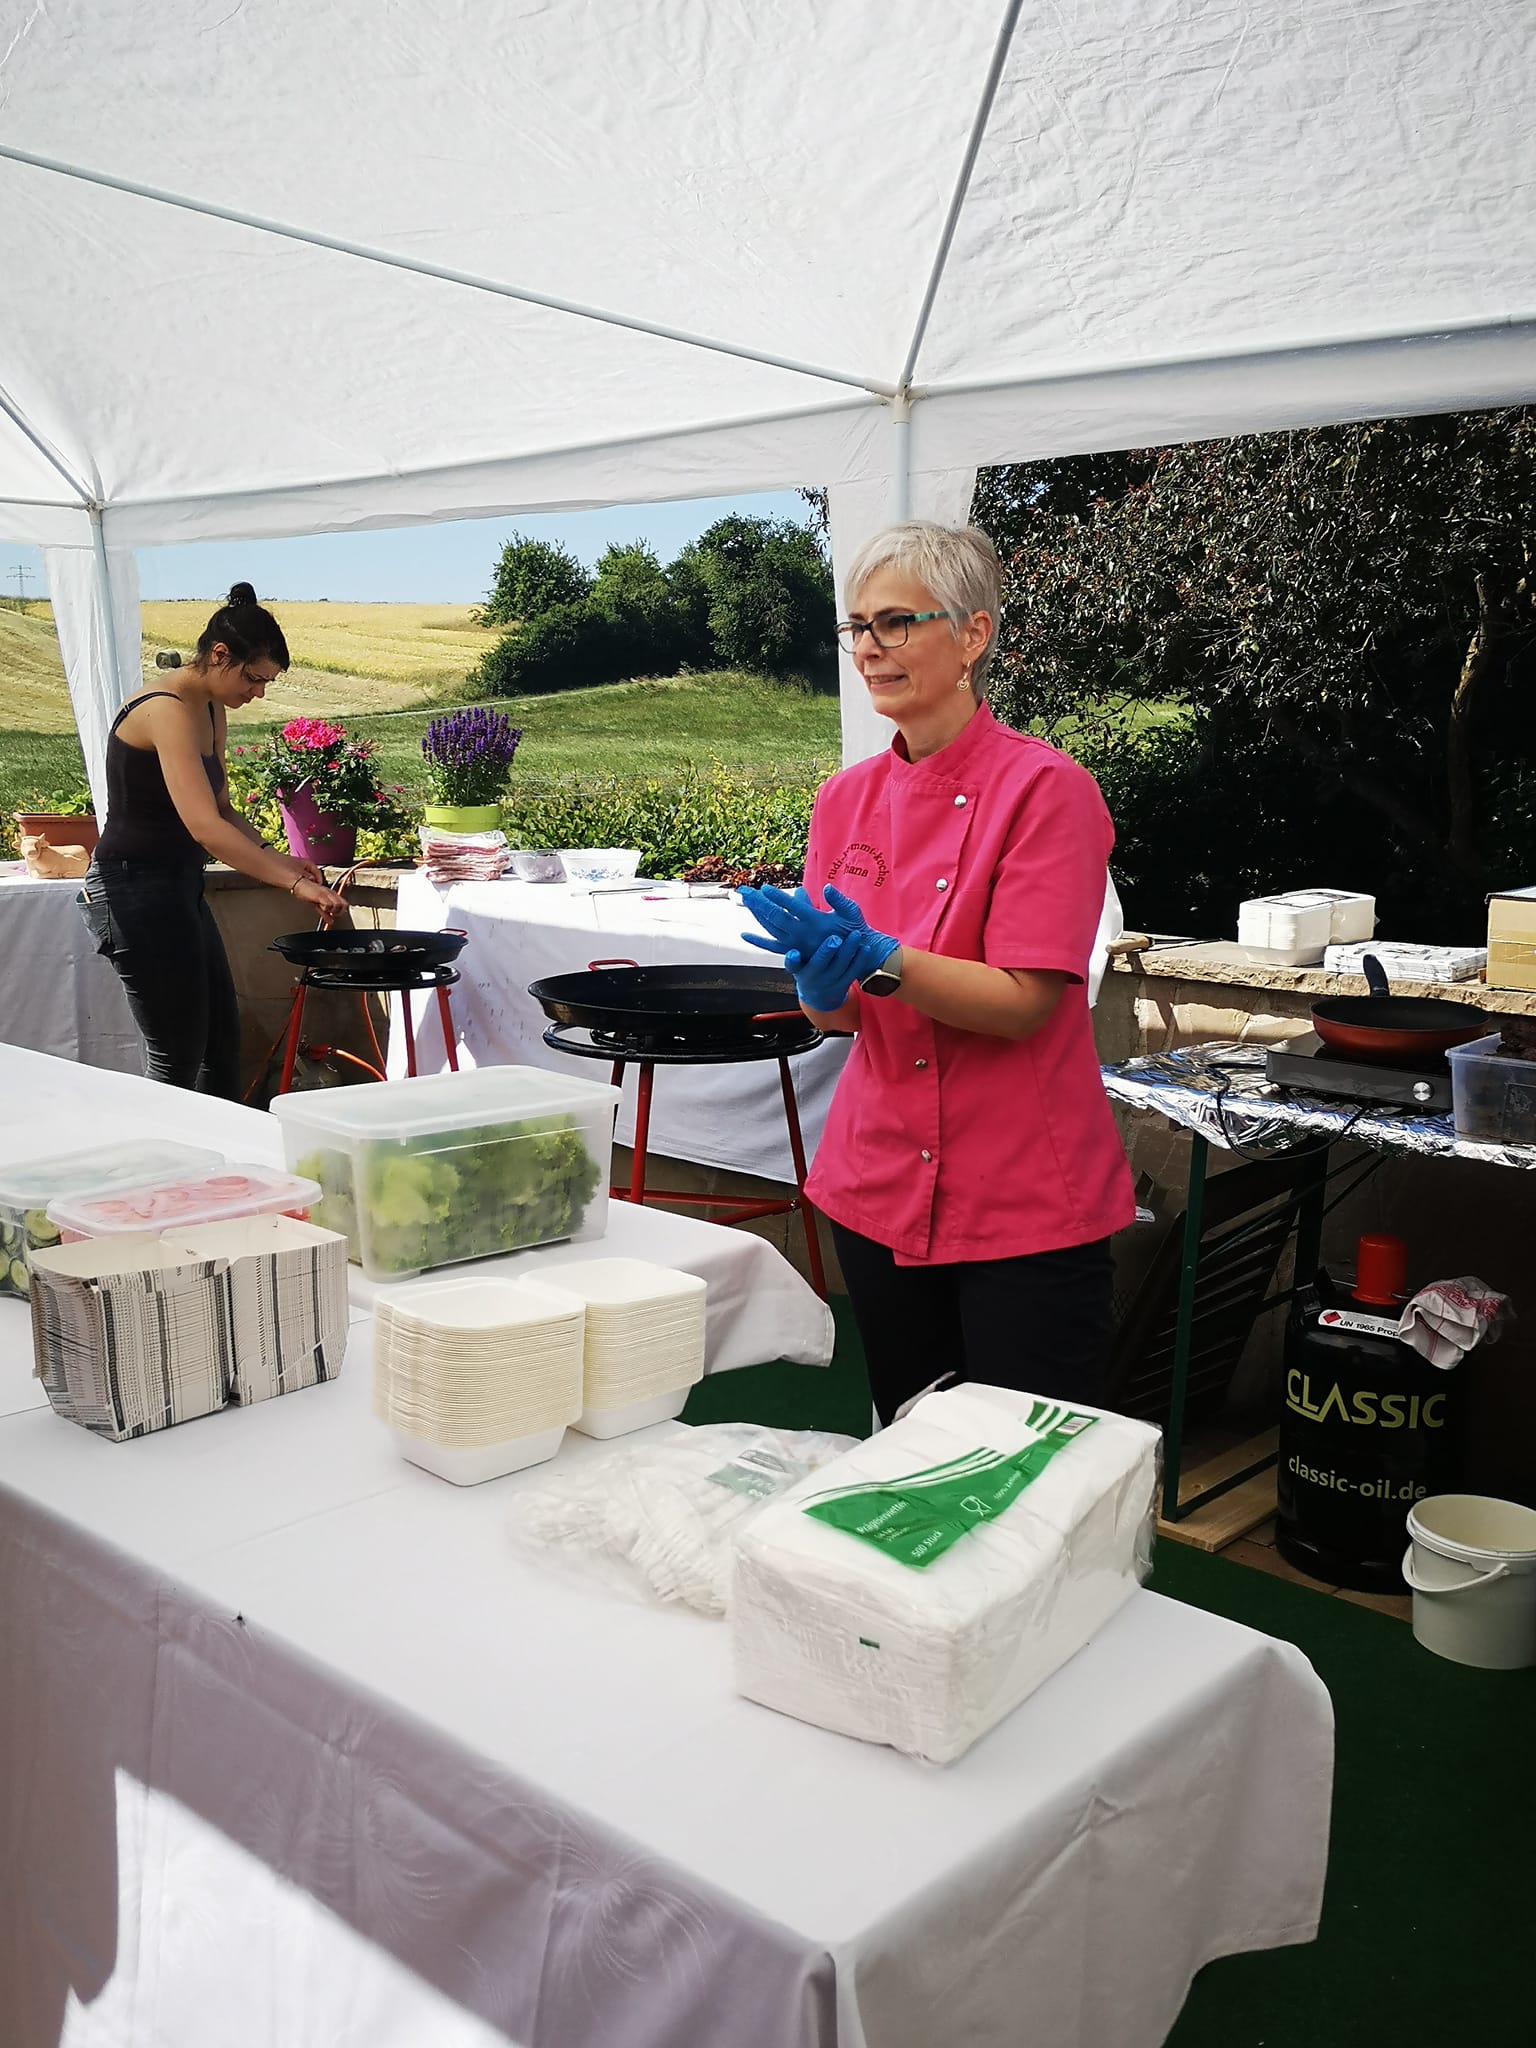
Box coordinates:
[935,877,948,891]
[954,794,967,807]
[920,1149,933,1162]
[914,1058,928,1069]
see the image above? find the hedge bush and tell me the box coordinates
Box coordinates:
[502,763,815,879]
[469,595,698,698]
[478,535,591,627]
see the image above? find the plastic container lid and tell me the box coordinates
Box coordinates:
[47,1166,321,1238]
[0,1140,225,1213]
[267,1065,620,1142]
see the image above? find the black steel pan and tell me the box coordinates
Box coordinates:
[271,928,468,980]
[1311,952,1486,1061]
[528,961,801,1048]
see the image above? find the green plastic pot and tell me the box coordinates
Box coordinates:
[423,803,502,833]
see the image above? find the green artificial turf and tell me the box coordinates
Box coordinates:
[1156,1542,1536,2048]
[688,1300,1536,2047]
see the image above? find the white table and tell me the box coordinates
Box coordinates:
[0,1047,1333,2046]
[0,1043,834,1373]
[0,1307,1332,2048]
[0,868,141,1072]
[390,871,854,1181]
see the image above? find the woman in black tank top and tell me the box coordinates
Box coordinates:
[80,584,345,1098]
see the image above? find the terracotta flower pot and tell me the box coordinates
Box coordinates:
[277,783,357,867]
[14,810,99,858]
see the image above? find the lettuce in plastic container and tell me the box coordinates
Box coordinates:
[299,1115,601,1275]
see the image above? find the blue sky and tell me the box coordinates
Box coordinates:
[0,490,815,606]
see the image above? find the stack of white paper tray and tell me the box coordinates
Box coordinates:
[536,1258,707,1438]
[373,1276,586,1484]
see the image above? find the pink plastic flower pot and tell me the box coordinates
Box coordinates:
[278,782,358,866]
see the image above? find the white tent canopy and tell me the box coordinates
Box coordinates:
[2,0,1533,796]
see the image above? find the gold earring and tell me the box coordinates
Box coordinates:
[956,665,972,693]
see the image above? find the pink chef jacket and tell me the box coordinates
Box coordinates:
[802,703,1135,1265]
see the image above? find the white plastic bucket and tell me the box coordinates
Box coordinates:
[1403,1494,1536,1669]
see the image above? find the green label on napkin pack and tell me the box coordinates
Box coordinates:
[801,1403,1097,1569]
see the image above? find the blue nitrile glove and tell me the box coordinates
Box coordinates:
[739,883,846,960]
[787,926,899,1011]
[822,884,878,934]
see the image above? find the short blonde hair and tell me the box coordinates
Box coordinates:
[843,521,1002,697]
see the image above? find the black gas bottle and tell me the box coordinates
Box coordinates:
[1277,1236,1462,1591]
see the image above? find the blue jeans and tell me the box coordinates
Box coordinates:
[79,858,241,1099]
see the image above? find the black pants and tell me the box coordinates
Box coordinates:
[79,858,241,1100]
[829,1219,1116,1425]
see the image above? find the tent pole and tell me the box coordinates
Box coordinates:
[89,503,126,719]
[891,391,913,524]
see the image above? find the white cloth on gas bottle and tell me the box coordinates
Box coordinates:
[1395,1277,1511,1368]
[732,1384,1160,1763]
[507,1423,856,1614]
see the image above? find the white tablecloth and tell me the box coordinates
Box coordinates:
[0,1044,834,1373]
[0,869,142,1072]
[0,1308,1332,2048]
[390,872,854,1181]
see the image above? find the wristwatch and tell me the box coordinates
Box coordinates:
[859,945,904,998]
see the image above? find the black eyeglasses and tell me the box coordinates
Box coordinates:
[835,609,954,654]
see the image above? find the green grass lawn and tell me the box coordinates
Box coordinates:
[0,596,1168,821]
[0,597,842,815]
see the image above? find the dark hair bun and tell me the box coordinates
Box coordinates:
[227,581,258,608]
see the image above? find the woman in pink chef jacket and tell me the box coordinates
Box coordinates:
[741,522,1135,1425]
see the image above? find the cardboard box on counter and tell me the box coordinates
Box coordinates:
[1486,886,1536,993]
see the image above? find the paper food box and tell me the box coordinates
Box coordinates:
[29,1216,349,1441]
[1486,886,1536,993]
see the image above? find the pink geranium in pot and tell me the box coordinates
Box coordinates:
[239,717,406,866]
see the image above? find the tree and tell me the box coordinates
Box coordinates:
[478,534,591,627]
[678,514,836,685]
[975,411,1536,937]
[589,539,670,612]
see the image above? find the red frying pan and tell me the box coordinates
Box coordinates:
[1310,953,1487,1062]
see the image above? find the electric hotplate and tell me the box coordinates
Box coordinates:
[1265,1033,1453,1112]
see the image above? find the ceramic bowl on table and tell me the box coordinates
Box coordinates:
[509,849,566,883]
[558,848,643,886]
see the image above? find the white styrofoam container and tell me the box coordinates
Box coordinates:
[1235,892,1335,964]
[269,1068,620,1282]
[1236,889,1375,961]
[1298,888,1376,943]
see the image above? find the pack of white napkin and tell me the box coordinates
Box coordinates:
[536,1258,707,1437]
[732,1384,1160,1763]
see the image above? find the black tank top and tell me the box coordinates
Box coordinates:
[95,692,225,866]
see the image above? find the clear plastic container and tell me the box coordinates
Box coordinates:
[0,1140,224,1300]
[48,1165,321,1242]
[1448,1033,1536,1146]
[269,1067,620,1281]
